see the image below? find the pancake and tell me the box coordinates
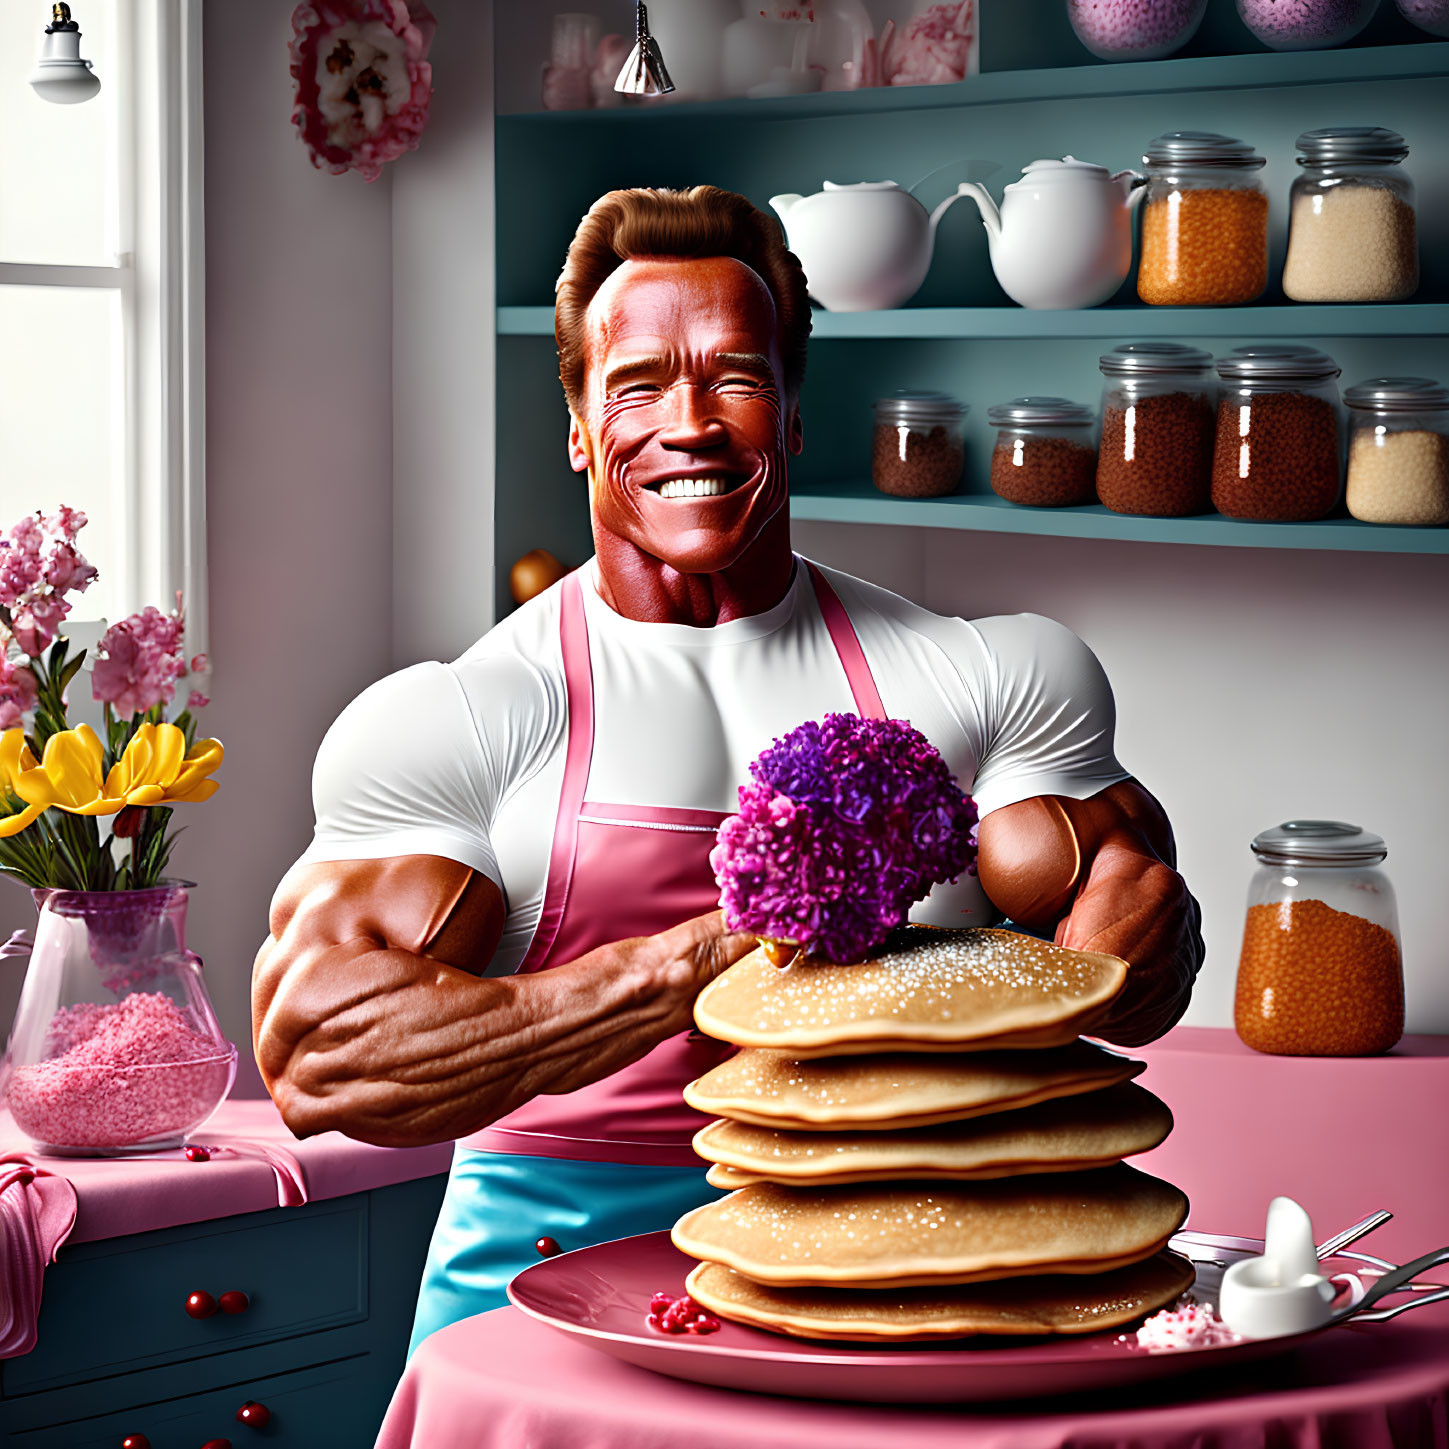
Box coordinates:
[693,926,1128,1056]
[671,1164,1188,1288]
[695,1080,1173,1188]
[682,1039,1144,1132]
[684,1250,1195,1342]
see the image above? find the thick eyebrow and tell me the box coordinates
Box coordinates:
[602,356,668,393]
[602,350,775,394]
[715,352,773,376]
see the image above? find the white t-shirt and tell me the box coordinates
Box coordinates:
[295,556,1131,974]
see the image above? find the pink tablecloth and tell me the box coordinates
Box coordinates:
[377,1300,1449,1449]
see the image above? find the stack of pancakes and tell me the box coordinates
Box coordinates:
[672,926,1193,1342]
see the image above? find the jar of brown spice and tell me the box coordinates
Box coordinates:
[1097,342,1215,516]
[1234,820,1404,1057]
[1211,345,1343,521]
[987,397,1098,507]
[872,392,968,499]
[1138,132,1268,307]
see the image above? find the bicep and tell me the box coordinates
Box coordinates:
[253,856,506,1075]
[976,779,1176,927]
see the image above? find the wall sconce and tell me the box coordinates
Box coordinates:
[29,3,101,105]
[615,1,674,96]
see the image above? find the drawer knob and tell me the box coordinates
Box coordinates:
[235,1400,272,1427]
[218,1290,251,1315]
[185,1290,218,1319]
[120,1436,151,1449]
[200,1440,234,1449]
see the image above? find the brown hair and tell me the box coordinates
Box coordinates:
[555,185,811,414]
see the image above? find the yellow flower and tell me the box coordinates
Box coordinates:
[12,724,126,816]
[0,729,45,838]
[104,722,223,806]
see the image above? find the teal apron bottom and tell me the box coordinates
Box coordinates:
[407,1146,729,1357]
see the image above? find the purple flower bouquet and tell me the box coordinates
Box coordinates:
[711,714,979,964]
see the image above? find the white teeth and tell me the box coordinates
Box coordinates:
[655,477,732,500]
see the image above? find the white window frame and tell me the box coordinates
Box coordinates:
[0,0,207,666]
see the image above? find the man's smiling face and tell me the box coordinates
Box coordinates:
[568,255,803,576]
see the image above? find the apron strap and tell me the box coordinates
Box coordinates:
[805,561,887,721]
[518,570,594,973]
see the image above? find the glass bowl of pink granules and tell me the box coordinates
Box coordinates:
[1,884,237,1155]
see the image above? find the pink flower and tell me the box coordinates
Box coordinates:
[0,656,38,731]
[289,0,437,184]
[188,653,209,676]
[45,542,98,595]
[0,518,45,611]
[186,690,211,710]
[10,596,71,658]
[91,605,187,719]
[1,506,97,623]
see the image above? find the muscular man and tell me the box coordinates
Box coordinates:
[253,185,1204,1354]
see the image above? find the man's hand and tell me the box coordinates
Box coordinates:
[977,781,1204,1047]
[252,855,757,1148]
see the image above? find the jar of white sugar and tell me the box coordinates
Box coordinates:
[1344,377,1449,527]
[1282,128,1418,303]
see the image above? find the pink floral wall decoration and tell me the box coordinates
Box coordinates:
[288,0,437,183]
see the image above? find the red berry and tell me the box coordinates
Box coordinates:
[235,1401,271,1426]
[218,1290,250,1315]
[535,1236,561,1257]
[649,1291,675,1312]
[185,1145,211,1162]
[121,1436,152,1449]
[185,1290,218,1319]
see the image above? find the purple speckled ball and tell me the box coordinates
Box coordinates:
[1394,0,1449,35]
[1235,0,1380,48]
[1066,0,1209,59]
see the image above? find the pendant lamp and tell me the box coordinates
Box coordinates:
[615,1,674,96]
[29,3,101,105]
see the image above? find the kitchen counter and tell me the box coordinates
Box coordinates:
[0,1097,454,1244]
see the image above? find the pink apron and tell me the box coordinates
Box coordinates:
[461,559,886,1167]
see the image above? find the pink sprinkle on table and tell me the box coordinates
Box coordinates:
[7,992,232,1149]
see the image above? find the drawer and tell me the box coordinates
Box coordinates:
[13,1353,391,1448]
[6,1199,367,1395]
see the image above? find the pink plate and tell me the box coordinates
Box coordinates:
[507,1229,1366,1404]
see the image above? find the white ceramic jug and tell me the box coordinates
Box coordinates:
[769,180,970,312]
[956,156,1145,310]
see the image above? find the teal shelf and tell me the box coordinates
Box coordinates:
[498,303,1449,341]
[498,42,1449,125]
[788,479,1449,554]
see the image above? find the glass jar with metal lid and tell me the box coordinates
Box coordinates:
[1234,820,1404,1057]
[872,391,968,499]
[1344,376,1449,526]
[1138,132,1268,306]
[1211,345,1343,521]
[1096,342,1215,516]
[1282,129,1418,304]
[987,397,1097,507]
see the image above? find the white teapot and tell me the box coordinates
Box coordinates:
[956,157,1145,310]
[769,180,970,312]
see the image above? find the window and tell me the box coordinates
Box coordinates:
[0,0,207,665]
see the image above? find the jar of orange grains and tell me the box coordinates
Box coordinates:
[1138,132,1268,306]
[1234,820,1404,1057]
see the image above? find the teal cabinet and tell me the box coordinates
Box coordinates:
[490,5,1449,614]
[0,1173,447,1447]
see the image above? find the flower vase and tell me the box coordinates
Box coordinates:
[0,883,236,1156]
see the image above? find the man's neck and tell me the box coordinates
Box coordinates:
[591,515,796,626]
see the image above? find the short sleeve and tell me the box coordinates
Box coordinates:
[294,661,502,885]
[967,613,1132,819]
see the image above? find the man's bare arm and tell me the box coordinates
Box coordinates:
[252,855,757,1148]
[976,781,1204,1047]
